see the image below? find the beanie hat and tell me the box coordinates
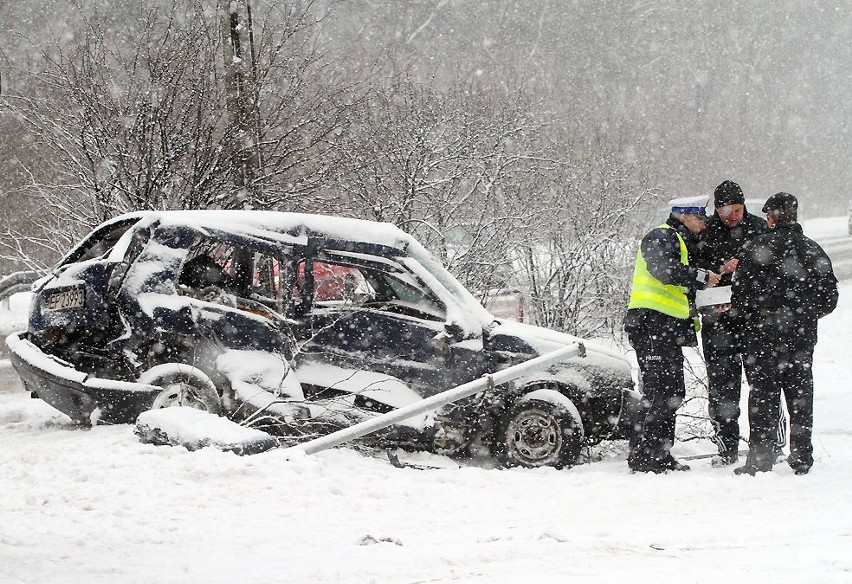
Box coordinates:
[714,180,745,207]
[762,192,798,213]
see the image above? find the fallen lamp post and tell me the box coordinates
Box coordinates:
[284,342,585,457]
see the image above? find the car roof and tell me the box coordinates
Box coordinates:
[109,210,495,333]
[112,210,417,254]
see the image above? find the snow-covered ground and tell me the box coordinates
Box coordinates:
[1,216,851,583]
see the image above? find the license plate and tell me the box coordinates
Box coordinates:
[45,287,86,311]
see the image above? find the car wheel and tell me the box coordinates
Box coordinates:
[138,364,222,415]
[499,391,584,469]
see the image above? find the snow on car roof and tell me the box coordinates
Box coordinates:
[113,210,415,252]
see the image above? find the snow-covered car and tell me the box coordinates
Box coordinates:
[7,211,638,468]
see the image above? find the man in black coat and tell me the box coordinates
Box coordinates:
[624,196,721,473]
[731,192,838,475]
[696,180,774,466]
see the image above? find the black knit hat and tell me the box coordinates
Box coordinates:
[714,180,745,207]
[762,192,798,213]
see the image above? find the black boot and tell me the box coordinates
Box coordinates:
[734,451,772,475]
[735,445,774,475]
[733,463,760,476]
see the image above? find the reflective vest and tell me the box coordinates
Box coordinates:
[628,224,691,319]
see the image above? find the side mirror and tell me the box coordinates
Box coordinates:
[350,289,373,305]
[444,321,465,342]
[430,332,452,360]
[430,321,466,360]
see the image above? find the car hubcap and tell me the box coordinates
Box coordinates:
[152,381,207,411]
[507,409,561,464]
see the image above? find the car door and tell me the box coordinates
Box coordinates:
[290,247,488,401]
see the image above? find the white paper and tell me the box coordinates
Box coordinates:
[695,285,732,307]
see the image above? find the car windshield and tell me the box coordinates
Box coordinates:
[405,244,493,324]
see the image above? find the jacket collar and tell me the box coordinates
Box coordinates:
[772,221,803,235]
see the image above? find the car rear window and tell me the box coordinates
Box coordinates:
[65,219,140,264]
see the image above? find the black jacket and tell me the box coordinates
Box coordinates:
[696,211,768,287]
[731,222,838,351]
[624,215,709,347]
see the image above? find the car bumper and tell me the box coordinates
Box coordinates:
[6,332,161,425]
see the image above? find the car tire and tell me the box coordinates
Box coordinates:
[499,390,584,469]
[138,364,222,415]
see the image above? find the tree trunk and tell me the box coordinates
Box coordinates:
[221,0,263,209]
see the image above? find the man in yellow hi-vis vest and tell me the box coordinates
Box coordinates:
[625,195,721,473]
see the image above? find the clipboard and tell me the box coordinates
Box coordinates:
[695,285,732,307]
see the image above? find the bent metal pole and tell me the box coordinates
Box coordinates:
[285,342,585,457]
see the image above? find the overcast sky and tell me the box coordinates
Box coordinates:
[325,0,852,215]
[3,1,850,215]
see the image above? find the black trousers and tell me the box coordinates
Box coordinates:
[742,342,814,471]
[701,316,742,455]
[627,330,686,468]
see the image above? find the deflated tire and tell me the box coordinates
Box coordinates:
[138,364,222,415]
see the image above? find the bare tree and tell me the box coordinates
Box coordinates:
[330,73,551,300]
[0,1,672,339]
[0,0,364,268]
[0,2,233,255]
[327,67,652,338]
[511,130,653,338]
[217,0,363,211]
[220,0,263,209]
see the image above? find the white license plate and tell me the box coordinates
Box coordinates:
[46,287,86,311]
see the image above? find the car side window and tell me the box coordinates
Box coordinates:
[370,271,446,321]
[178,237,287,316]
[252,254,283,306]
[297,257,446,322]
[295,260,373,305]
[179,240,237,294]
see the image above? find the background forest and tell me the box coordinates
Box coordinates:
[1,0,850,339]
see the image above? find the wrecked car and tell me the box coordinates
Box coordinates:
[7,211,639,468]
